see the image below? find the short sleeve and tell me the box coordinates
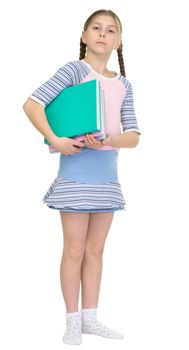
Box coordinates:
[121,80,141,134]
[29,62,74,107]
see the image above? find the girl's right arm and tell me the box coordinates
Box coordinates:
[23,98,85,155]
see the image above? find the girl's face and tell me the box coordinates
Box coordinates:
[82,15,121,55]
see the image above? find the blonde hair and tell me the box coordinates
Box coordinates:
[79,9,126,77]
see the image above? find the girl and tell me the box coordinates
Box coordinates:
[23,9,141,345]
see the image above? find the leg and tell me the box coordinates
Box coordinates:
[80,212,124,339]
[59,211,90,313]
[81,212,114,308]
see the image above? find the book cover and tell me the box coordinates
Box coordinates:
[44,79,103,145]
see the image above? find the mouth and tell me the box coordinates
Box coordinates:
[96,41,106,45]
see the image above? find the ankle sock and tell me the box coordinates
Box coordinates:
[81,308,124,339]
[62,310,82,345]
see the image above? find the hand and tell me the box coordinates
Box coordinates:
[50,136,85,155]
[83,133,112,149]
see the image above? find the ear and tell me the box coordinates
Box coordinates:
[114,37,122,50]
[81,31,86,44]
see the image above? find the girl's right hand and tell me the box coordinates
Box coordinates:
[50,136,85,155]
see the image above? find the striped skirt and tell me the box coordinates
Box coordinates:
[42,147,126,212]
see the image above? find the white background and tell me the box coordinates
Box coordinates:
[0,0,189,349]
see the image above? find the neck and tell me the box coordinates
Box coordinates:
[83,53,111,75]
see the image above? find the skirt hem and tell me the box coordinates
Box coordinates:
[45,204,125,213]
[42,176,126,211]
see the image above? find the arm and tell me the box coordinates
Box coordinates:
[117,79,141,148]
[23,98,57,145]
[23,62,74,145]
[109,131,140,148]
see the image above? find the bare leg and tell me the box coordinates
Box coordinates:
[81,212,114,308]
[80,212,124,340]
[59,211,89,313]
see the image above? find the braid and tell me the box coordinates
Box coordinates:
[79,38,86,60]
[117,42,126,77]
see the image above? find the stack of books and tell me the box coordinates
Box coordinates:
[44,79,106,153]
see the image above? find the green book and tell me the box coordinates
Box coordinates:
[44,79,105,145]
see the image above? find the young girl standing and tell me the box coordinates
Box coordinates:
[23,9,141,345]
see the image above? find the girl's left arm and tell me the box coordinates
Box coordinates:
[108,131,140,148]
[83,131,139,148]
[113,79,141,148]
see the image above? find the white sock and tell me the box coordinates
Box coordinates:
[81,308,124,339]
[62,310,82,345]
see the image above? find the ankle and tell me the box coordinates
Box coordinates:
[66,310,80,316]
[63,310,82,345]
[81,307,98,316]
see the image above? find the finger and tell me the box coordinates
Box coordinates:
[73,141,85,147]
[85,134,102,148]
[86,134,94,145]
[84,135,90,144]
[90,135,100,145]
[83,137,92,148]
[87,134,101,146]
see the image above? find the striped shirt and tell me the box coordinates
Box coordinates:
[29,59,141,151]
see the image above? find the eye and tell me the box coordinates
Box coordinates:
[92,26,115,33]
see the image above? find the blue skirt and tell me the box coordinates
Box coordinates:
[42,147,126,213]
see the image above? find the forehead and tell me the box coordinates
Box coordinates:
[91,15,118,28]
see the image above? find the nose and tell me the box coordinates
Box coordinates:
[100,33,105,37]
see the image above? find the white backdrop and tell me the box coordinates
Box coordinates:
[0,0,189,349]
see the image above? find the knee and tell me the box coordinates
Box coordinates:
[84,241,104,259]
[64,241,85,263]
